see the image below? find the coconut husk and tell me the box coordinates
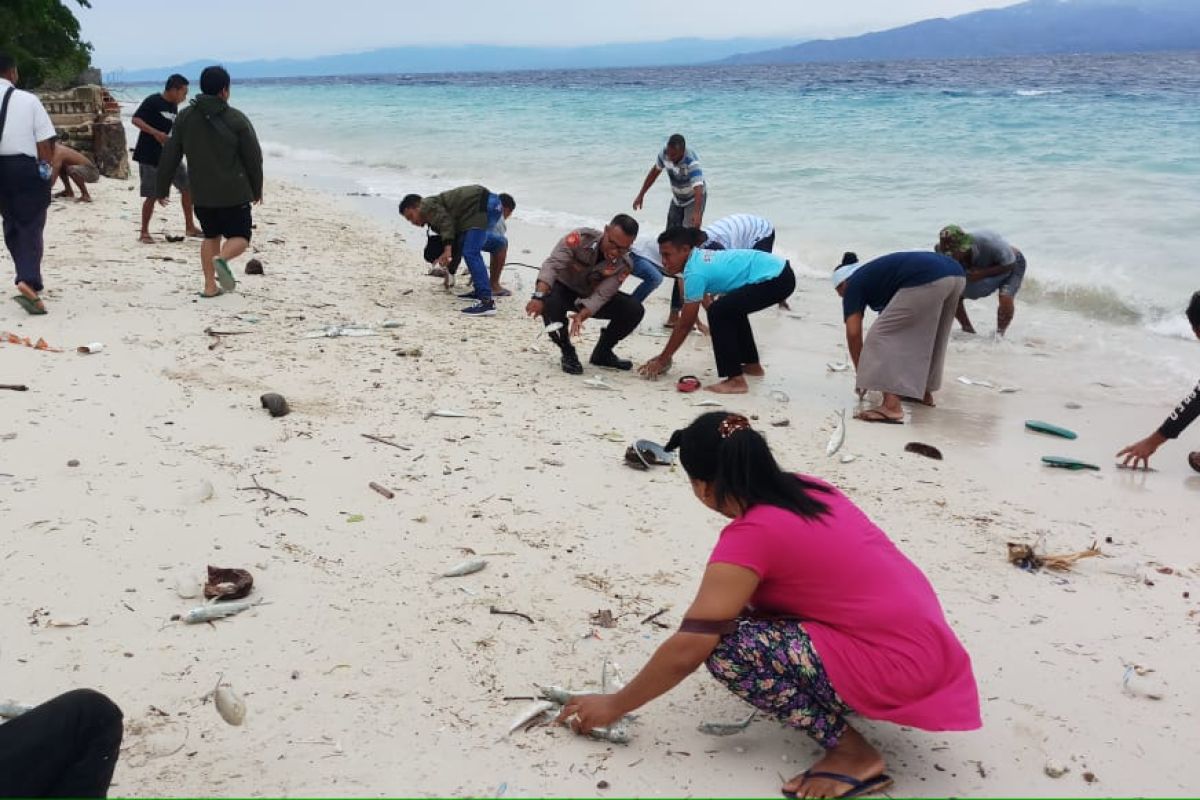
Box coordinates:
[204,566,254,600]
[1007,541,1101,572]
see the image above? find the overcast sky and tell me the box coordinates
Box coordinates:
[80,0,1016,70]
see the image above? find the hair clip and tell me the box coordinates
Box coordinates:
[718,414,752,440]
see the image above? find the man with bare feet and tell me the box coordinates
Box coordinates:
[0,52,56,315]
[833,251,965,423]
[49,143,99,203]
[936,225,1026,336]
[133,74,201,242]
[156,66,263,298]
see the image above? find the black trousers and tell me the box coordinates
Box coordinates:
[541,283,645,350]
[670,232,775,311]
[708,263,795,378]
[0,154,51,293]
[0,689,123,798]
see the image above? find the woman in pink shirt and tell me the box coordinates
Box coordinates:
[558,412,980,799]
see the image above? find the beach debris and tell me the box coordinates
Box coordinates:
[1083,772,1097,784]
[505,700,556,737]
[1025,420,1077,440]
[76,343,104,354]
[174,571,203,599]
[67,459,80,468]
[2,331,62,352]
[369,481,395,499]
[602,661,627,693]
[770,419,791,428]
[957,376,995,388]
[394,347,423,357]
[0,384,28,391]
[345,514,364,523]
[302,325,378,339]
[904,442,943,461]
[597,780,610,790]
[203,566,254,601]
[998,386,1021,394]
[634,439,674,466]
[641,608,669,628]
[591,609,617,629]
[1064,402,1083,410]
[1044,760,1069,779]
[1122,664,1165,700]
[0,702,33,719]
[360,433,411,451]
[213,676,247,726]
[1042,456,1100,471]
[826,361,851,372]
[260,393,290,418]
[238,475,292,502]
[693,399,722,407]
[176,598,263,625]
[441,557,487,578]
[839,454,857,464]
[826,409,846,457]
[698,712,756,737]
[1189,451,1200,473]
[769,390,790,403]
[424,409,476,420]
[490,606,535,624]
[1006,540,1101,573]
[244,259,263,275]
[45,616,89,628]
[583,375,618,391]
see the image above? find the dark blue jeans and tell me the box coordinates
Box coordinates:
[461,193,503,303]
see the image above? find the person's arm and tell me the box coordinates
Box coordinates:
[633,166,662,210]
[556,562,759,733]
[1116,379,1200,469]
[639,300,701,377]
[240,117,264,203]
[845,312,865,368]
[155,124,184,201]
[526,238,573,317]
[131,116,168,145]
[690,184,706,227]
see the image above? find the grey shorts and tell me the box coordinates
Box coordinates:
[66,164,100,183]
[138,162,189,198]
[667,192,708,229]
[963,251,1026,301]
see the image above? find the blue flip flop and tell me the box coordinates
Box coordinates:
[782,772,894,799]
[213,257,237,292]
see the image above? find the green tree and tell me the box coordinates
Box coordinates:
[0,0,93,90]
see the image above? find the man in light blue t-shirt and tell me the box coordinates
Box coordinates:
[632,133,707,230]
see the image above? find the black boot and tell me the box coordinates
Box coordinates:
[550,329,584,375]
[590,330,633,371]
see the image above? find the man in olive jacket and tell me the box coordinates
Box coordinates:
[400,184,503,316]
[156,66,263,298]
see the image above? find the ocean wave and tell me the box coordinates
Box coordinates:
[260,140,350,164]
[1014,88,1064,97]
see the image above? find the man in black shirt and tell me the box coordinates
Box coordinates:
[1117,292,1200,471]
[132,74,200,243]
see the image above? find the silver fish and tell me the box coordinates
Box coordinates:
[826,409,846,457]
[602,660,627,694]
[589,723,631,744]
[957,376,995,388]
[537,685,580,705]
[826,361,851,372]
[0,701,33,719]
[693,400,722,407]
[698,711,756,736]
[424,409,476,420]
[582,376,617,391]
[440,557,487,578]
[181,598,262,624]
[505,700,556,737]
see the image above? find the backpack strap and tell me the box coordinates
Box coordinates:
[0,87,16,144]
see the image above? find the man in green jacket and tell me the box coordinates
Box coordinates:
[400,185,504,317]
[156,66,263,298]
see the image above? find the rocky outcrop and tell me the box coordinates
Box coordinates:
[37,85,129,180]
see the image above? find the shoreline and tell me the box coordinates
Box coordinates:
[1,174,1197,796]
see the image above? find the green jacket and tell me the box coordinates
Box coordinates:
[157,94,263,207]
[421,185,491,243]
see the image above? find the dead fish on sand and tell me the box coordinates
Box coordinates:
[957,376,995,388]
[178,598,264,625]
[826,361,851,372]
[439,557,487,578]
[505,700,556,737]
[0,702,33,719]
[693,400,722,407]
[424,409,476,420]
[826,409,846,457]
[213,675,246,726]
[698,711,756,736]
[583,375,617,391]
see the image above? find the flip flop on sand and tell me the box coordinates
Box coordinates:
[197,289,224,299]
[783,772,894,799]
[493,287,513,298]
[633,439,675,466]
[213,257,237,292]
[855,408,903,424]
[676,375,702,393]
[13,295,47,316]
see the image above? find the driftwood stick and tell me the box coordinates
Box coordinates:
[490,606,535,625]
[361,433,412,451]
[640,607,670,628]
[237,474,291,502]
[0,384,29,392]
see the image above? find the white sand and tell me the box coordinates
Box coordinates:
[2,177,1198,797]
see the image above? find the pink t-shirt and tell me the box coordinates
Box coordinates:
[708,477,981,732]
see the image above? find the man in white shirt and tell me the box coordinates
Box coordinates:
[0,53,57,315]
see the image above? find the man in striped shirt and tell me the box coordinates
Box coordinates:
[633,133,706,230]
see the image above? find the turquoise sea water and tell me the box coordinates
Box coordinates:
[115,51,1200,331]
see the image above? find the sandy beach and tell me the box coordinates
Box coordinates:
[2,176,1197,797]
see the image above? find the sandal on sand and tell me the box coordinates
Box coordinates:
[634,439,675,466]
[856,409,903,424]
[493,287,513,298]
[197,289,224,299]
[782,772,894,799]
[676,375,702,393]
[213,257,237,292]
[13,295,47,315]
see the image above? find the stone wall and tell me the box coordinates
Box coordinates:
[37,85,130,180]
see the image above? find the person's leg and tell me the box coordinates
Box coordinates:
[588,294,645,370]
[139,198,157,243]
[628,254,663,304]
[752,232,776,253]
[0,688,124,798]
[70,171,92,203]
[8,207,48,310]
[56,172,75,198]
[219,236,248,262]
[664,204,685,326]
[485,233,509,295]
[138,163,157,242]
[705,265,795,392]
[706,620,887,799]
[541,284,582,374]
[175,166,201,236]
[200,236,221,296]
[458,227,492,305]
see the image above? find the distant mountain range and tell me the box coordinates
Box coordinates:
[109,38,794,82]
[723,0,1200,64]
